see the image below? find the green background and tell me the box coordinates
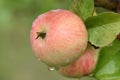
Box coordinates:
[0,0,76,80]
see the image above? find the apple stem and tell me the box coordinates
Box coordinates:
[36,32,46,39]
[88,42,99,49]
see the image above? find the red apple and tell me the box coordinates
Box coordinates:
[57,44,98,78]
[30,9,88,67]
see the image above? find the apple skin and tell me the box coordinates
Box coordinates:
[30,9,88,67]
[57,44,98,78]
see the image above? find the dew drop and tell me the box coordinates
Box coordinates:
[48,67,55,71]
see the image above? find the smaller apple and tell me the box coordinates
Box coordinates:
[57,44,99,78]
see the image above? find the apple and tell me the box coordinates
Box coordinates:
[57,44,98,78]
[30,9,88,67]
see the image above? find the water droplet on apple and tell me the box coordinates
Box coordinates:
[48,67,55,71]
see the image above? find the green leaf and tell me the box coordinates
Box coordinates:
[70,0,94,21]
[85,12,120,47]
[94,39,120,80]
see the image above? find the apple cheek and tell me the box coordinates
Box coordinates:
[45,31,87,66]
[80,50,95,75]
[59,52,95,77]
[57,45,97,78]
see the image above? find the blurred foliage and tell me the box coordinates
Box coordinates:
[0,0,77,80]
[0,0,72,31]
